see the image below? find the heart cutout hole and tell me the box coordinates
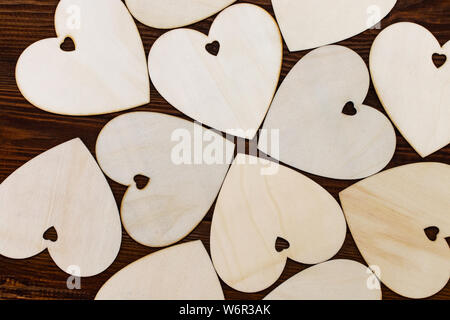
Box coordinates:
[342,101,357,116]
[445,237,450,248]
[60,37,76,52]
[275,237,290,252]
[205,41,220,56]
[432,53,446,68]
[43,226,58,242]
[424,226,439,241]
[134,175,150,190]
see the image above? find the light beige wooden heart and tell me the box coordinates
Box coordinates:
[340,162,450,299]
[96,241,224,300]
[272,0,397,51]
[264,260,382,300]
[125,0,236,29]
[259,45,396,180]
[148,4,282,140]
[96,112,234,247]
[210,154,346,293]
[15,0,149,116]
[370,22,450,157]
[0,139,122,277]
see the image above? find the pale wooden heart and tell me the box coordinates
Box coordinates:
[259,45,396,180]
[264,260,382,300]
[96,112,234,247]
[125,0,236,29]
[0,139,121,277]
[210,154,346,293]
[96,241,224,300]
[272,0,397,51]
[15,0,149,116]
[370,22,450,157]
[148,4,282,139]
[340,163,450,299]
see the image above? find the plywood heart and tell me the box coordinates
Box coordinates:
[125,0,236,29]
[272,0,397,51]
[265,260,382,300]
[96,241,224,300]
[340,162,450,298]
[96,112,234,247]
[370,22,450,157]
[210,154,346,293]
[149,4,282,139]
[259,45,396,180]
[16,0,149,116]
[0,139,121,277]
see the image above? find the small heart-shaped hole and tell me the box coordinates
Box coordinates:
[205,41,220,56]
[275,237,290,252]
[342,101,357,116]
[43,226,58,242]
[424,226,439,241]
[60,37,76,52]
[432,53,446,68]
[134,175,150,190]
[445,237,450,248]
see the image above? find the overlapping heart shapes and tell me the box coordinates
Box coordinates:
[16,0,149,116]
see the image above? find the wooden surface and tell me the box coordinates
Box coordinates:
[0,0,448,300]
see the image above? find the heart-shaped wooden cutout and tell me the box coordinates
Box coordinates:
[370,22,450,157]
[16,0,149,116]
[0,139,122,277]
[125,0,236,29]
[149,4,282,140]
[96,112,235,247]
[210,154,346,293]
[264,260,382,300]
[96,241,224,300]
[340,162,450,299]
[259,45,396,180]
[272,0,397,51]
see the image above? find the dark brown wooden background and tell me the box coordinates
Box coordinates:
[0,0,448,300]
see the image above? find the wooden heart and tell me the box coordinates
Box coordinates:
[0,139,121,277]
[272,0,397,51]
[259,45,396,180]
[264,260,382,300]
[148,4,282,139]
[96,241,224,300]
[210,154,346,293]
[15,0,149,116]
[96,112,234,247]
[340,163,450,299]
[370,22,450,157]
[125,0,236,29]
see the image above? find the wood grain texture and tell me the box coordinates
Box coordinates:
[340,163,450,299]
[0,0,449,300]
[96,241,224,300]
